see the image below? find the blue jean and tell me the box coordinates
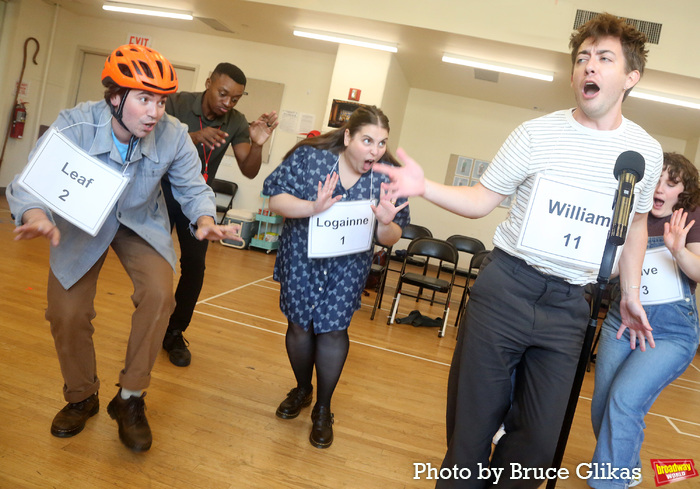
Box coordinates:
[589,237,700,489]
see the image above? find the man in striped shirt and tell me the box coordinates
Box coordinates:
[375,13,662,489]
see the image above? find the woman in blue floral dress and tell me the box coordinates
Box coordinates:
[263,106,410,448]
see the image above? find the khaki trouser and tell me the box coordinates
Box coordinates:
[46,226,174,403]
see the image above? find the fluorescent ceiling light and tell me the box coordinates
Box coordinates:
[293,28,398,53]
[628,88,700,111]
[442,53,554,82]
[102,2,193,20]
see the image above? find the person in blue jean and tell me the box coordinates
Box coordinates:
[263,105,409,449]
[589,152,700,488]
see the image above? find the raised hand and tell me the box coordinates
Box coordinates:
[372,148,426,200]
[249,111,279,146]
[312,172,342,215]
[663,208,694,256]
[371,182,409,225]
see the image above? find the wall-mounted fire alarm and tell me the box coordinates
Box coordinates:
[348,88,361,101]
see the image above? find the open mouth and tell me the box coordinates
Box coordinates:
[364,159,375,170]
[583,82,600,97]
[653,198,665,208]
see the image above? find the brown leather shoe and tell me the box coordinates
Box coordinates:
[275,386,313,419]
[309,404,334,449]
[50,392,99,438]
[107,390,152,452]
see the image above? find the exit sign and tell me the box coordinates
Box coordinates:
[127,34,152,47]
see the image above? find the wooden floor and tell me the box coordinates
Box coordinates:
[0,197,698,489]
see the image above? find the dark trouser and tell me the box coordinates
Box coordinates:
[162,178,209,333]
[46,226,174,403]
[437,248,589,489]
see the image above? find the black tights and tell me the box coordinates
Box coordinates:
[285,321,349,409]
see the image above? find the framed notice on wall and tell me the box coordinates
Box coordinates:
[445,153,514,209]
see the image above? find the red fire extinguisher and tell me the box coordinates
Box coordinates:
[10,103,26,139]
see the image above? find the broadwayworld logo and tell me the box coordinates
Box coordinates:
[651,459,698,486]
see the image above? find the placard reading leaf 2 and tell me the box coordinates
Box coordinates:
[17,128,128,236]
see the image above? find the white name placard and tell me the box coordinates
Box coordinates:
[308,200,375,258]
[17,127,128,236]
[517,174,623,269]
[639,247,684,305]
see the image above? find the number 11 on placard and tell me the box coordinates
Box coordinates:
[563,233,581,249]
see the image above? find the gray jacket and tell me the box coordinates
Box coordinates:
[7,100,216,289]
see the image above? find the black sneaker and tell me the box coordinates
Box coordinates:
[162,330,191,367]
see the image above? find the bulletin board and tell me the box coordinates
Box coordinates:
[230,78,285,164]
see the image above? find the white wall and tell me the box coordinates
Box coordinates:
[380,55,410,153]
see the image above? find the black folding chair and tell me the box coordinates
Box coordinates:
[387,237,459,337]
[210,178,239,224]
[455,249,491,327]
[373,224,433,318]
[369,244,392,320]
[431,235,485,321]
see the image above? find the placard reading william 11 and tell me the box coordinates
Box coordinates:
[17,127,128,236]
[517,174,625,269]
[308,200,375,258]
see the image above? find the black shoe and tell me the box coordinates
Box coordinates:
[107,390,152,452]
[50,392,99,438]
[309,404,334,449]
[162,330,191,367]
[275,386,313,419]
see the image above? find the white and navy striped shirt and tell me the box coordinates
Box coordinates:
[482,109,663,285]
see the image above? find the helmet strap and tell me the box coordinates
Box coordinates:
[109,88,140,161]
[110,88,132,134]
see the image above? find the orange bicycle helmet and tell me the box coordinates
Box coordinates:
[102,44,178,94]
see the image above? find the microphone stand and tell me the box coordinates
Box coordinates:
[546,239,618,489]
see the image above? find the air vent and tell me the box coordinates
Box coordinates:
[573,10,661,45]
[196,17,235,33]
[474,68,499,83]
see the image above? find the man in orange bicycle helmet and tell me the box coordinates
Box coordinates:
[6,44,243,453]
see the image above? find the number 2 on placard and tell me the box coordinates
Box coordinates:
[563,233,581,249]
[58,189,69,201]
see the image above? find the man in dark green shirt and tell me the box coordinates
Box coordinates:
[161,62,278,366]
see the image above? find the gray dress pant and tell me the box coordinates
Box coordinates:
[437,248,589,489]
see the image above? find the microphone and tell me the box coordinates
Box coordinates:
[608,150,645,246]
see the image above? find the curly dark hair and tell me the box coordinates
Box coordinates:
[282,105,399,165]
[663,152,700,212]
[569,12,648,100]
